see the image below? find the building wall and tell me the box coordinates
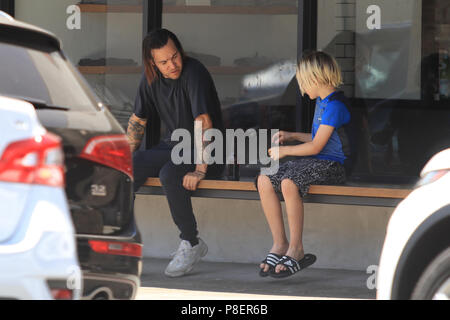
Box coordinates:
[135,194,394,271]
[318,0,356,98]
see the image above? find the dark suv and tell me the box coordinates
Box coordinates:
[0,13,142,300]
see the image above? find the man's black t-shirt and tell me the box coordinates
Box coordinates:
[133,56,224,150]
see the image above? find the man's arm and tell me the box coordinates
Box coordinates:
[182,113,213,191]
[195,113,213,174]
[126,113,147,153]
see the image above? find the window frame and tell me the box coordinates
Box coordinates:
[0,0,14,17]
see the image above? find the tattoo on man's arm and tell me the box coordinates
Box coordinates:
[127,117,146,152]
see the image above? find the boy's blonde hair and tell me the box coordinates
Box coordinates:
[296,51,343,96]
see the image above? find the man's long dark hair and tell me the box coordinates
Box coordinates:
[142,28,186,85]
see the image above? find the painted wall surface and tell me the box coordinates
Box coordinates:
[135,195,393,271]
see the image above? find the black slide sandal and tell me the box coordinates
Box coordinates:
[259,253,283,277]
[269,254,317,279]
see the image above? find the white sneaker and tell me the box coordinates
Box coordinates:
[164,238,208,277]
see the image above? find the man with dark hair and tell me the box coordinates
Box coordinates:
[127,28,224,277]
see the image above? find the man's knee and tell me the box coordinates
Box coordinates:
[159,163,188,187]
[280,179,299,196]
[159,164,175,185]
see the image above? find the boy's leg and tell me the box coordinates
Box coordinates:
[257,175,288,272]
[277,178,305,273]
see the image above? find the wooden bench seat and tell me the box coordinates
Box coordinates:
[137,177,413,207]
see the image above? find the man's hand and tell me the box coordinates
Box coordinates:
[182,171,206,191]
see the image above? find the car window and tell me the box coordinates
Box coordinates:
[0,41,98,112]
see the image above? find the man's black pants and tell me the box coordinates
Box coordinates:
[133,142,223,243]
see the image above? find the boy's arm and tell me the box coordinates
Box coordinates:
[269,125,334,160]
[272,131,312,144]
[291,132,313,143]
[286,125,334,156]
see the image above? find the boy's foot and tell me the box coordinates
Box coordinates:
[275,250,304,274]
[270,254,317,278]
[259,253,283,277]
[164,238,208,277]
[259,244,288,274]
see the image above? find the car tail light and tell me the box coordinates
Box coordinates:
[89,240,143,258]
[0,133,64,187]
[47,280,74,300]
[51,289,73,300]
[79,134,133,180]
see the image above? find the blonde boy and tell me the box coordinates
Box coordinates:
[256,51,351,278]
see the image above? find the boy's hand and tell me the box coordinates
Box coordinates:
[272,130,291,145]
[268,146,287,161]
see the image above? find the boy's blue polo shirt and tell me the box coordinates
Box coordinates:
[311,91,351,164]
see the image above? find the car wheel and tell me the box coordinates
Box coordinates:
[411,247,450,300]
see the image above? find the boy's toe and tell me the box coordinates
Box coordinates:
[260,263,269,272]
[275,264,286,273]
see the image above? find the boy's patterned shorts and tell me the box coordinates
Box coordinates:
[255,157,346,198]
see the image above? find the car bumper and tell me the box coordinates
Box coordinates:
[0,250,81,300]
[377,174,450,299]
[81,271,140,300]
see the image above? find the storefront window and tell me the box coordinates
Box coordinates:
[317,0,450,183]
[162,0,299,176]
[15,0,145,129]
[12,0,448,183]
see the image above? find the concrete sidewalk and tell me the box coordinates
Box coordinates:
[137,258,376,300]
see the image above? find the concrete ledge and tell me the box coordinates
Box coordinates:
[135,195,394,271]
[139,178,412,207]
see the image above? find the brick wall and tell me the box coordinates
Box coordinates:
[335,0,356,97]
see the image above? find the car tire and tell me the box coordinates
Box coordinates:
[411,247,450,300]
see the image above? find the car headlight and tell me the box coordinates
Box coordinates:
[415,170,448,189]
[35,231,76,261]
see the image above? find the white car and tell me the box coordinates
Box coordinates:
[0,96,81,300]
[377,148,450,300]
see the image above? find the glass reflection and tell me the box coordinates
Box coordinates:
[315,0,450,183]
[222,60,297,132]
